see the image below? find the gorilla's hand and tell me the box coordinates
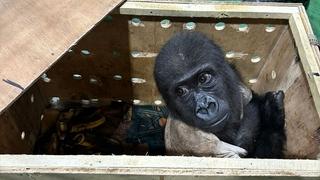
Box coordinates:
[262,91,285,130]
[254,90,286,158]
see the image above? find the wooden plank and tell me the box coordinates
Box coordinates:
[0,155,320,177]
[289,14,320,130]
[251,28,320,158]
[1,174,318,180]
[120,1,299,19]
[0,84,45,153]
[126,0,303,7]
[0,0,124,114]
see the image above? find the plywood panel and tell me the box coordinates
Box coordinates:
[37,16,287,105]
[37,15,133,103]
[252,28,320,158]
[0,0,123,114]
[0,84,45,153]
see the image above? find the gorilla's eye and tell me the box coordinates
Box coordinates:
[175,87,188,97]
[198,73,212,84]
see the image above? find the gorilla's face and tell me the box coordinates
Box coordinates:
[154,32,245,133]
[168,65,231,131]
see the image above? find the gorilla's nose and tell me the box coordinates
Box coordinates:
[195,93,218,120]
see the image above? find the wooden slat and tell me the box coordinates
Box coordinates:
[289,14,320,126]
[0,0,123,114]
[0,155,320,177]
[120,1,299,19]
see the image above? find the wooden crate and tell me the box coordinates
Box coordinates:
[0,0,320,179]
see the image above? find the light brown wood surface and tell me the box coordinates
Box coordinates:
[0,0,123,114]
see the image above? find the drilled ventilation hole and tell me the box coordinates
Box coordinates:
[271,70,277,79]
[40,114,44,121]
[154,100,162,105]
[248,79,257,84]
[160,19,172,29]
[41,73,51,83]
[215,22,226,31]
[183,22,196,30]
[251,56,261,63]
[131,18,141,26]
[81,99,90,105]
[238,24,248,32]
[90,99,99,103]
[225,51,235,58]
[265,25,276,32]
[50,97,60,105]
[21,131,26,140]
[113,75,122,80]
[131,51,141,58]
[133,99,141,104]
[89,78,98,84]
[131,78,146,84]
[73,74,82,80]
[30,94,34,103]
[81,50,90,55]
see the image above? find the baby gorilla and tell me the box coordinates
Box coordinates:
[154,32,286,158]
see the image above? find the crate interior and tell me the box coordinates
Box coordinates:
[0,13,319,159]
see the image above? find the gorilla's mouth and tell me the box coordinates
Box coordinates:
[209,113,229,127]
[197,108,208,114]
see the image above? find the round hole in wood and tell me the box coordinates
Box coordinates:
[225,51,235,58]
[251,56,261,63]
[160,19,172,29]
[131,77,146,84]
[89,78,98,84]
[265,25,276,32]
[183,22,196,30]
[133,99,141,104]
[248,79,257,84]
[131,51,141,58]
[81,99,90,105]
[50,97,60,105]
[214,22,226,31]
[91,99,99,103]
[73,74,82,80]
[30,94,34,103]
[21,131,26,140]
[271,70,277,79]
[41,73,51,83]
[81,49,90,55]
[154,100,162,105]
[238,24,248,32]
[113,75,122,80]
[131,18,141,26]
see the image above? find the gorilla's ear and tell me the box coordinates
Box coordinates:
[239,83,252,106]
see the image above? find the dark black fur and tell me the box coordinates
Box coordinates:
[154,32,286,158]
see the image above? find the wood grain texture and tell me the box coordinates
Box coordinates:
[39,17,286,105]
[0,155,320,177]
[120,1,299,19]
[0,84,45,153]
[0,0,123,114]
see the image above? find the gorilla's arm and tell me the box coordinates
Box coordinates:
[234,99,261,156]
[254,91,286,158]
[235,91,286,158]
